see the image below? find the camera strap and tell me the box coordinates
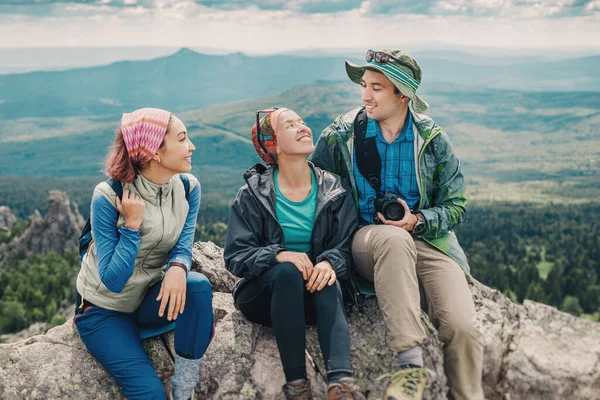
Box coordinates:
[354,107,383,194]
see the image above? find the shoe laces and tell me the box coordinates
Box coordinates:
[390,368,430,397]
[283,380,312,399]
[328,378,365,399]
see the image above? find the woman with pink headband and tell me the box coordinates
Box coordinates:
[224,107,364,400]
[74,108,213,400]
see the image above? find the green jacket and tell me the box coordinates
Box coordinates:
[309,107,470,273]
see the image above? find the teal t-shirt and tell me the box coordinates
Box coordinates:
[274,168,318,254]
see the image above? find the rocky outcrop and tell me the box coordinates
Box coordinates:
[0,206,17,232]
[0,191,84,267]
[0,322,47,345]
[1,242,599,399]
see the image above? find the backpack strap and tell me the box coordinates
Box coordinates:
[353,107,382,194]
[107,177,124,201]
[179,174,190,200]
[78,178,123,260]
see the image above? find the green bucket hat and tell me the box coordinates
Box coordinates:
[345,49,429,113]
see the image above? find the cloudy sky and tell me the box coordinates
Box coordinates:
[1,0,599,53]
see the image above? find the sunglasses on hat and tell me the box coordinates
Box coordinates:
[365,49,418,80]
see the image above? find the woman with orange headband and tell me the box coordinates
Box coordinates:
[74,108,213,400]
[224,107,364,400]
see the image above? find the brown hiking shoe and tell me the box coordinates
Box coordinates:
[282,378,313,400]
[384,367,430,400]
[327,377,366,400]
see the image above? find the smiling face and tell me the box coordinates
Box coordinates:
[155,115,196,173]
[275,109,314,161]
[361,69,408,122]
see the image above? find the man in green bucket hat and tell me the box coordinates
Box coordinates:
[310,49,484,400]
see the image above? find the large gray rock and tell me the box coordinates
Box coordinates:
[192,241,238,293]
[1,243,598,399]
[0,316,174,400]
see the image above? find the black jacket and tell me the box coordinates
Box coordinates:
[224,162,359,291]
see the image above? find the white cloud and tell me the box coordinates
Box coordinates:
[433,0,599,17]
[586,0,600,10]
[0,1,598,51]
[121,5,148,15]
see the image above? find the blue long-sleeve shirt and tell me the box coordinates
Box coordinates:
[91,184,200,293]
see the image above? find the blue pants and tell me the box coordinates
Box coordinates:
[74,272,214,400]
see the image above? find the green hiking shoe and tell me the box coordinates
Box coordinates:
[384,367,430,400]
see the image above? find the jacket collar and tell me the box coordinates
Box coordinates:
[367,111,415,143]
[338,106,441,144]
[128,172,173,206]
[243,161,345,216]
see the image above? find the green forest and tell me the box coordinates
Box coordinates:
[1,194,599,334]
[456,203,600,318]
[0,250,79,333]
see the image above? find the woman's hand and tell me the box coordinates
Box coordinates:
[157,267,187,321]
[116,189,145,230]
[276,251,314,280]
[306,260,336,293]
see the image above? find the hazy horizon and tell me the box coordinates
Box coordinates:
[1,44,598,75]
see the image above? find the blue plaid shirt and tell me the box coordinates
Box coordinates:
[353,113,421,224]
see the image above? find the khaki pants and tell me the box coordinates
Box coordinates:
[352,225,484,400]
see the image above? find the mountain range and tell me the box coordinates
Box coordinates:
[0,48,599,120]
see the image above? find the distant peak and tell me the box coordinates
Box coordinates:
[174,47,199,56]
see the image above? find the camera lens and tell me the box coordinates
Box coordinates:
[384,202,404,221]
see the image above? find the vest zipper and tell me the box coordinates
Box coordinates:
[141,187,165,277]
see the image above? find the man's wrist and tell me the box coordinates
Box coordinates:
[411,212,425,234]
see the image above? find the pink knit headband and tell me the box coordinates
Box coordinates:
[120,108,171,166]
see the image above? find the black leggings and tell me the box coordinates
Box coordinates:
[236,262,352,382]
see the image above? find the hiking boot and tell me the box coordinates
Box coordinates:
[282,378,313,400]
[384,367,430,400]
[327,377,366,400]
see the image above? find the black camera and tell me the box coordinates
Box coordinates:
[373,192,405,223]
